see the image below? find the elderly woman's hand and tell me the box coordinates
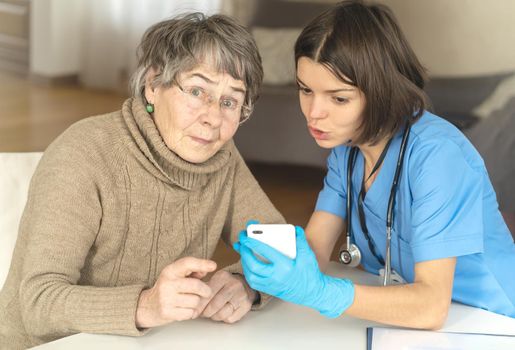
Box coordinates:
[195,270,257,323]
[135,257,217,328]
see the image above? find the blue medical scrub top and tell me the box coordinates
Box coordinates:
[315,111,515,318]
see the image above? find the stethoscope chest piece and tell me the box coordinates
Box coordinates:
[339,242,361,267]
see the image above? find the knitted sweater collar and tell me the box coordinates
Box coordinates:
[122,98,232,190]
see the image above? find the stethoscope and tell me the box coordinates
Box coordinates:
[339,121,411,286]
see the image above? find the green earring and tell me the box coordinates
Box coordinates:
[146,103,154,114]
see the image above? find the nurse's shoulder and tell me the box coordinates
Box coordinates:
[409,110,485,171]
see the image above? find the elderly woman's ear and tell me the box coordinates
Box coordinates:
[144,67,158,106]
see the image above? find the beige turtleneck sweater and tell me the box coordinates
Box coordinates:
[0,98,284,349]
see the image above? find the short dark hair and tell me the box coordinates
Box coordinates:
[294,0,429,145]
[130,13,263,122]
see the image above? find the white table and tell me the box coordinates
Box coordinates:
[33,262,515,349]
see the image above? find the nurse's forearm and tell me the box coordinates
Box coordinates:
[344,281,451,330]
[344,257,455,329]
[305,211,345,272]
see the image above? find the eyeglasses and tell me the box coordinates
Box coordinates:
[176,83,252,124]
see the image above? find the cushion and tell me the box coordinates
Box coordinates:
[0,152,43,289]
[473,73,515,119]
[247,0,332,85]
[252,27,302,85]
[465,96,515,212]
[425,73,512,130]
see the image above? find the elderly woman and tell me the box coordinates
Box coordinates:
[0,13,283,349]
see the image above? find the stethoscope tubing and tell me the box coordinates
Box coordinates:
[344,120,411,285]
[383,121,411,285]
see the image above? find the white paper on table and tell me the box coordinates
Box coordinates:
[367,327,515,350]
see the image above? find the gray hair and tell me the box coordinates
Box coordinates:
[130,12,263,122]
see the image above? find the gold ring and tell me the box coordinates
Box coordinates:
[228,301,238,312]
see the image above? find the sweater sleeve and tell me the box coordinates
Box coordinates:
[222,144,286,309]
[17,129,145,340]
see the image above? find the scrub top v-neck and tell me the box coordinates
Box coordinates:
[315,110,515,318]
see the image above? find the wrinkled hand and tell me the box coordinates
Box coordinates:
[234,226,354,318]
[195,270,257,323]
[135,257,217,328]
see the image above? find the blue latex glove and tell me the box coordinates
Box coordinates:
[234,225,355,318]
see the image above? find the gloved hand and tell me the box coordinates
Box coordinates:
[234,225,354,318]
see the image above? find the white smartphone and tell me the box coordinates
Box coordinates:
[247,224,296,259]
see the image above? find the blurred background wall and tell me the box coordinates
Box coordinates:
[2,0,514,85]
[379,0,515,77]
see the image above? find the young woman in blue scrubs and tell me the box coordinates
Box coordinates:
[235,0,515,329]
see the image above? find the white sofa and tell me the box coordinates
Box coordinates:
[0,152,43,289]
